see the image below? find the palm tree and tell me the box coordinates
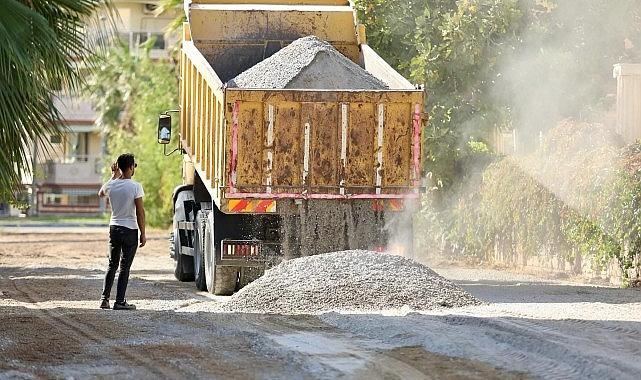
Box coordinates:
[0,0,112,201]
[85,41,138,132]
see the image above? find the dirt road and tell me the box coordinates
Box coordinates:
[1,231,640,379]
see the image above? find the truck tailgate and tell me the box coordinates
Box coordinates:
[224,89,423,199]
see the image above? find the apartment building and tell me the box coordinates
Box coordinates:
[34,96,103,214]
[22,1,177,216]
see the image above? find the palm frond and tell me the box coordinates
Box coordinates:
[0,0,113,201]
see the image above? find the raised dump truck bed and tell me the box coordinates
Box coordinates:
[223,89,422,202]
[179,42,423,213]
[164,0,425,295]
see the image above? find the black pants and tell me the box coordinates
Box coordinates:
[102,225,138,303]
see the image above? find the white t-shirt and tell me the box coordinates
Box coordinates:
[100,179,145,230]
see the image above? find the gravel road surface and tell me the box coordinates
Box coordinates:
[1,231,640,379]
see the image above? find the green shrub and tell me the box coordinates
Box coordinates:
[87,41,181,228]
[418,120,641,284]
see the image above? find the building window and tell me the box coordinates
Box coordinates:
[138,32,165,50]
[72,193,97,206]
[43,193,65,206]
[41,189,99,207]
[66,132,89,162]
[118,32,166,50]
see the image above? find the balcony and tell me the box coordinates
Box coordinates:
[40,155,103,185]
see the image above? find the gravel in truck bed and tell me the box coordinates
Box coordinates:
[218,250,481,314]
[227,36,389,90]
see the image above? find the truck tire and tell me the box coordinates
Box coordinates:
[172,228,194,282]
[172,188,196,282]
[193,211,207,291]
[204,210,238,295]
[204,211,215,293]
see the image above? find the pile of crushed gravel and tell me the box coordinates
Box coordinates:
[227,36,388,90]
[219,250,481,314]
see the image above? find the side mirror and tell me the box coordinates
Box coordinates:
[157,114,172,144]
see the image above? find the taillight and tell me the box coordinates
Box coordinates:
[222,241,262,259]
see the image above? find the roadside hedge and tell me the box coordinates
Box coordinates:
[417,120,641,285]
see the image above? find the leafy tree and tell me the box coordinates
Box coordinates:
[354,0,429,77]
[157,0,186,36]
[357,0,641,189]
[0,0,111,200]
[357,1,641,282]
[356,0,521,189]
[86,41,181,227]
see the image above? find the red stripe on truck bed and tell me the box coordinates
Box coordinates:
[255,200,272,213]
[231,199,250,212]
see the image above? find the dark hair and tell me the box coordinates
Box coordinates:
[117,153,135,171]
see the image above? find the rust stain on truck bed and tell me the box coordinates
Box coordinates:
[223,89,422,199]
[272,101,303,190]
[305,102,340,193]
[236,101,264,192]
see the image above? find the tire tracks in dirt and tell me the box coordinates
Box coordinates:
[440,308,641,379]
[493,309,641,377]
[244,314,528,379]
[485,306,641,357]
[7,277,190,379]
[237,314,437,379]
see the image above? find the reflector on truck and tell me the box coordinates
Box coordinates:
[221,240,264,261]
[227,199,276,213]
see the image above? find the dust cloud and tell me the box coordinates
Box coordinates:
[492,1,640,227]
[415,1,641,272]
[495,1,640,145]
[279,200,385,259]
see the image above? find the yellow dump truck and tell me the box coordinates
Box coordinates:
[159,0,425,294]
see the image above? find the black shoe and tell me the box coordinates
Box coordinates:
[100,299,110,309]
[113,301,136,310]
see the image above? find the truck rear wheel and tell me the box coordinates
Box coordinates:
[204,210,238,295]
[172,228,194,282]
[172,188,196,282]
[204,211,215,293]
[194,211,207,291]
